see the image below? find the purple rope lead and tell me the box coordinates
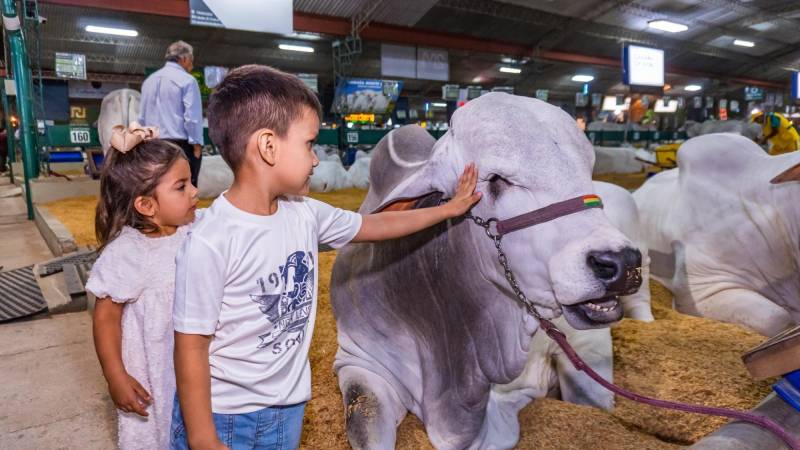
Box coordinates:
[538,318,800,450]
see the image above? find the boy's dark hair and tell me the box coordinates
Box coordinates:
[95,139,186,251]
[208,65,322,171]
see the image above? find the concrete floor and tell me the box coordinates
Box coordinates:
[0,313,115,449]
[0,179,116,449]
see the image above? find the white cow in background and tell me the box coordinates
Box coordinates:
[348,156,371,189]
[685,119,761,141]
[635,133,800,337]
[309,159,353,192]
[197,155,234,199]
[593,146,647,175]
[97,89,141,155]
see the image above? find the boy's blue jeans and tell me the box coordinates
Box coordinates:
[170,396,306,450]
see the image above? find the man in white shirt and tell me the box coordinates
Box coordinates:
[139,41,204,187]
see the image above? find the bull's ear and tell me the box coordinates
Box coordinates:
[771,162,800,184]
[375,192,443,212]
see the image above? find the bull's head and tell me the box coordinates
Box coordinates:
[369,93,642,330]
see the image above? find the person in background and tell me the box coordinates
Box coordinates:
[139,40,205,187]
[752,110,800,155]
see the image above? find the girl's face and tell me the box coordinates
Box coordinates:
[151,158,198,232]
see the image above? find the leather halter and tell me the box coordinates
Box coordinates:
[491,194,603,236]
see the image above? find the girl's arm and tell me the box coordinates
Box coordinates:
[352,163,482,243]
[92,298,151,416]
[174,332,228,450]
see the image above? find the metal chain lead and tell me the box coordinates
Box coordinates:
[464,211,545,322]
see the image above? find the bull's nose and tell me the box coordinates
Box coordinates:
[587,248,643,294]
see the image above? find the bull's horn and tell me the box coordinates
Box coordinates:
[771,162,800,184]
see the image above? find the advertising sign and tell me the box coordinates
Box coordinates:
[744,86,764,101]
[189,0,292,34]
[333,79,403,114]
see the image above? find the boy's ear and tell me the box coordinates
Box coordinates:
[256,129,278,166]
[133,196,156,218]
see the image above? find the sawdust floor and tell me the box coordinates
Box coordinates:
[43,185,772,449]
[593,172,650,191]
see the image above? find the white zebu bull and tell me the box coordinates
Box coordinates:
[635,133,800,337]
[331,93,644,449]
[97,89,141,155]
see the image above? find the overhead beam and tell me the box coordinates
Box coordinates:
[41,0,787,89]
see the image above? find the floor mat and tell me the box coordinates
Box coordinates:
[38,249,97,277]
[0,265,47,322]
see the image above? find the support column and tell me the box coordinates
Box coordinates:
[2,0,39,219]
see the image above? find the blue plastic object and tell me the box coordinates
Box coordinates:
[48,151,84,163]
[774,370,800,413]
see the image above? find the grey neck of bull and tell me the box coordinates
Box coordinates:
[436,213,535,384]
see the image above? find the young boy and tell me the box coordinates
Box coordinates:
[171,65,481,450]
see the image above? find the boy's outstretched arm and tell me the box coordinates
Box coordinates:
[352,163,482,243]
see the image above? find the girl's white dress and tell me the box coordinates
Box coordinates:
[86,225,190,450]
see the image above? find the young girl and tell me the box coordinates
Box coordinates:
[87,124,199,449]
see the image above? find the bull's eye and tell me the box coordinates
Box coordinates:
[488,174,511,198]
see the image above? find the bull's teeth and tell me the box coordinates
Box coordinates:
[585,299,619,313]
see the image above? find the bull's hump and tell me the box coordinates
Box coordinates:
[677,133,767,186]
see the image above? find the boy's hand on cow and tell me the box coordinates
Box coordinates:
[107,371,152,416]
[444,163,482,217]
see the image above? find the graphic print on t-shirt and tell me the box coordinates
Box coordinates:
[250,251,314,352]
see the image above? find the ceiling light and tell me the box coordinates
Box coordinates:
[684,84,702,92]
[571,74,594,82]
[499,67,522,74]
[284,32,324,41]
[431,102,447,108]
[85,25,138,37]
[648,20,688,33]
[733,39,755,47]
[279,44,314,53]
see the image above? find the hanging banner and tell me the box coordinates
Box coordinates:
[416,47,449,81]
[381,44,417,79]
[189,0,292,34]
[332,79,403,114]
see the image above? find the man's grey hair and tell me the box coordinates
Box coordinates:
[165,40,193,62]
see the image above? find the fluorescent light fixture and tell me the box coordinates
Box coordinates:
[85,25,138,37]
[571,74,594,82]
[279,44,314,53]
[684,84,702,92]
[733,39,755,47]
[499,67,522,74]
[648,20,688,33]
[431,102,447,108]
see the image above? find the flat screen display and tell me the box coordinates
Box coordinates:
[623,44,665,87]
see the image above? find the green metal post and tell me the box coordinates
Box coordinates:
[2,0,38,219]
[1,81,14,183]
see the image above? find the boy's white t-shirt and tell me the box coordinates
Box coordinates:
[173,193,362,414]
